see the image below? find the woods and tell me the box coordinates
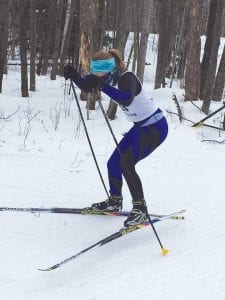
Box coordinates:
[0,0,225,114]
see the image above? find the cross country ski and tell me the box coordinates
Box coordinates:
[38,210,185,271]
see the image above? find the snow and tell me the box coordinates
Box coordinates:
[1,42,225,299]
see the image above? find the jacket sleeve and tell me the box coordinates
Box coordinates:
[71,75,93,93]
[101,72,142,106]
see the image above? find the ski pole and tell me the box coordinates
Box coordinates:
[70,80,110,198]
[97,99,169,256]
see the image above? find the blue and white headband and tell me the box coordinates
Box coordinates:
[90,58,116,73]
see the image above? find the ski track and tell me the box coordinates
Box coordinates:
[1,69,225,299]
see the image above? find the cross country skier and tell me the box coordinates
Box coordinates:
[64,49,168,227]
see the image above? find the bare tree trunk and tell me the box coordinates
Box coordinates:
[30,0,36,91]
[19,0,29,97]
[184,0,201,101]
[80,0,99,111]
[200,0,225,114]
[114,0,132,57]
[212,45,225,101]
[137,0,152,83]
[59,0,76,75]
[41,0,56,75]
[153,0,171,89]
[51,0,64,80]
[0,0,9,93]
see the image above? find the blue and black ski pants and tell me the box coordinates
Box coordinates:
[107,116,168,202]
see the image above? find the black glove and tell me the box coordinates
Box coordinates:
[63,65,78,80]
[84,74,103,90]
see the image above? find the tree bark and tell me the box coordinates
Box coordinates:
[184,0,201,101]
[137,0,152,83]
[51,0,64,80]
[0,0,9,93]
[59,0,76,75]
[200,0,225,114]
[153,0,171,89]
[30,0,36,91]
[19,0,29,97]
[80,0,99,111]
[212,45,225,101]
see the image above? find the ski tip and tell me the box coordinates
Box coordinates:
[162,248,169,256]
[38,268,51,272]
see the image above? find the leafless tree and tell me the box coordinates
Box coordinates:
[19,0,29,97]
[212,45,225,101]
[200,0,225,114]
[0,0,9,93]
[30,0,36,91]
[184,0,201,101]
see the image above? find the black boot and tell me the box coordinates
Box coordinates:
[124,200,148,227]
[91,195,123,212]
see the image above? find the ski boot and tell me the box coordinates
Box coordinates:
[124,200,148,227]
[91,195,123,212]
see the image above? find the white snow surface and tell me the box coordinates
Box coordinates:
[1,53,225,299]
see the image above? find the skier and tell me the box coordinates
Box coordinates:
[64,49,168,227]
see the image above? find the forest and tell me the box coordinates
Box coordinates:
[0,0,225,116]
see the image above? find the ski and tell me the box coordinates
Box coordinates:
[38,210,185,271]
[0,206,184,220]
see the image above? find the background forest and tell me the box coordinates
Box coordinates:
[0,0,225,117]
[1,1,225,299]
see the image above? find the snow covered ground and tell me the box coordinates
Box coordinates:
[1,43,225,299]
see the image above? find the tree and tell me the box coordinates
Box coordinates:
[19,0,29,97]
[212,45,225,101]
[200,0,225,114]
[153,0,176,89]
[137,0,152,83]
[79,0,99,111]
[59,0,76,75]
[184,0,201,101]
[0,0,9,93]
[51,0,64,80]
[30,0,36,91]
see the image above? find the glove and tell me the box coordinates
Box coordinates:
[84,74,103,90]
[63,65,78,80]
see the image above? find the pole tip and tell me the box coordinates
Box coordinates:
[162,248,169,256]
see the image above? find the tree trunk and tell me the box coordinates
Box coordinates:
[212,45,225,101]
[200,0,225,114]
[153,0,171,89]
[137,0,152,83]
[80,0,99,111]
[19,0,29,97]
[0,0,9,93]
[51,0,64,80]
[41,0,56,75]
[30,0,36,91]
[59,0,76,75]
[184,0,201,101]
[114,0,132,57]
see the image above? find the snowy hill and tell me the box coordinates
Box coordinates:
[0,65,225,300]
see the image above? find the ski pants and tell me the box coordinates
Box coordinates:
[107,116,168,201]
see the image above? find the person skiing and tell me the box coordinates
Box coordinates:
[64,49,168,227]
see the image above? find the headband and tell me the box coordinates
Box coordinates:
[90,58,116,73]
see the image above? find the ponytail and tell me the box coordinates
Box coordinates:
[108,49,126,71]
